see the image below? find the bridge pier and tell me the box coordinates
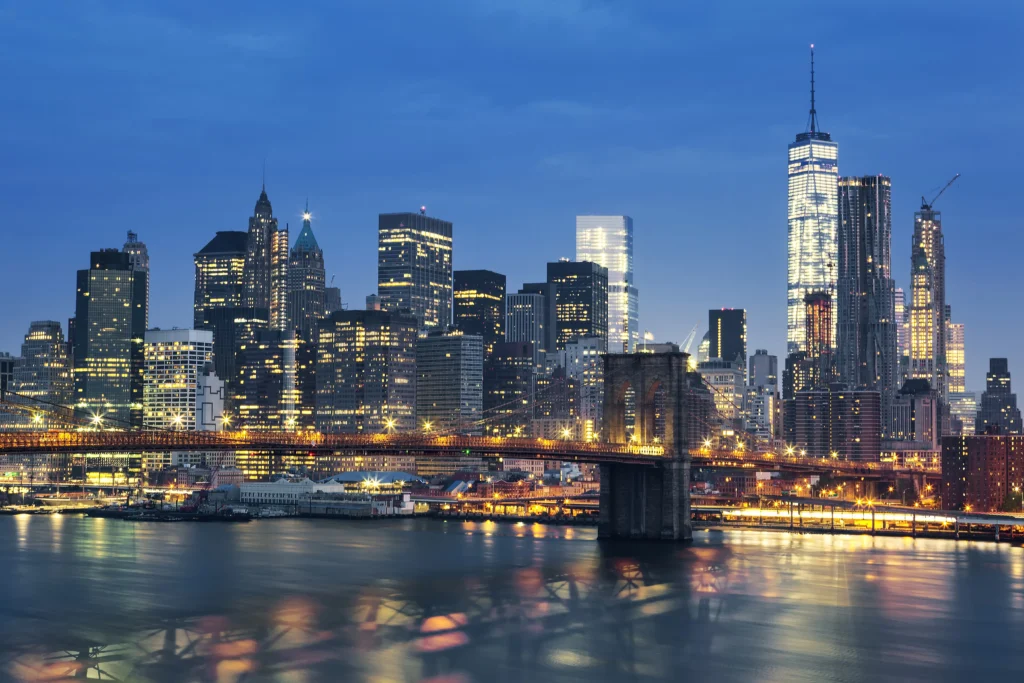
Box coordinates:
[598,460,691,541]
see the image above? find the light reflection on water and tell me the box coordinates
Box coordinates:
[1,516,1024,682]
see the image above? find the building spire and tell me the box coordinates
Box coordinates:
[262,158,266,191]
[808,43,819,133]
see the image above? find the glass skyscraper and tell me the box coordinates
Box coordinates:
[787,48,838,354]
[377,210,453,330]
[453,270,506,356]
[909,202,947,399]
[576,215,638,352]
[194,231,248,329]
[243,186,289,331]
[546,260,608,351]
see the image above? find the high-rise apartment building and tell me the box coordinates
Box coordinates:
[73,249,148,427]
[576,215,638,352]
[316,310,418,433]
[123,231,150,328]
[836,175,897,432]
[288,206,326,339]
[194,231,249,329]
[793,386,881,461]
[909,199,948,400]
[804,291,835,388]
[453,270,505,355]
[415,331,483,435]
[546,260,608,351]
[976,359,1022,435]
[483,341,534,438]
[787,47,838,354]
[708,309,747,369]
[377,211,453,329]
[561,335,604,440]
[894,287,909,386]
[698,359,745,425]
[143,329,222,431]
[243,187,289,331]
[3,322,72,429]
[890,379,941,450]
[947,319,965,394]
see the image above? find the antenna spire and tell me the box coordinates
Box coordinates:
[262,158,266,191]
[809,44,818,133]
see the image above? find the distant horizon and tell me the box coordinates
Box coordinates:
[2,2,1021,392]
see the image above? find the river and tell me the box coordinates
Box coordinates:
[1,515,1022,682]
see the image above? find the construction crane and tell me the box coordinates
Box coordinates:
[681,323,699,355]
[921,173,960,211]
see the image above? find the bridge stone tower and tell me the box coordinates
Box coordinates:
[600,351,695,542]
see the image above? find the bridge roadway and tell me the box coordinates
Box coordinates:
[0,430,937,476]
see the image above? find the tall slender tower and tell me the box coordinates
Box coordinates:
[909,199,947,400]
[288,201,326,340]
[377,210,453,330]
[837,175,897,430]
[787,46,839,354]
[576,215,638,352]
[243,185,288,330]
[123,231,150,328]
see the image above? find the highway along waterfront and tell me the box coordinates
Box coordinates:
[3,515,1024,682]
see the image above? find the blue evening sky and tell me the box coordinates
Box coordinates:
[2,1,1021,391]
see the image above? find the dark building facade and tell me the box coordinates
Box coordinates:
[941,434,1024,511]
[234,329,312,431]
[483,341,535,437]
[377,211,453,330]
[287,207,326,340]
[708,309,747,369]
[73,249,148,427]
[546,261,608,351]
[837,176,898,432]
[205,307,269,414]
[793,385,881,462]
[976,358,1023,435]
[316,310,418,433]
[194,231,248,329]
[453,270,506,356]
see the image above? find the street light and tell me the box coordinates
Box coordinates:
[422,420,434,433]
[384,417,397,433]
[560,427,573,440]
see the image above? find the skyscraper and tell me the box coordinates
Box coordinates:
[287,204,326,339]
[316,310,418,433]
[576,215,638,352]
[708,309,747,368]
[415,331,484,435]
[749,349,778,390]
[787,47,838,354]
[143,329,221,431]
[976,359,1022,435]
[805,291,835,389]
[234,329,310,431]
[377,210,453,329]
[203,307,268,415]
[123,231,150,328]
[561,335,604,440]
[836,175,897,430]
[909,198,947,400]
[325,287,343,314]
[194,231,249,329]
[513,283,557,353]
[546,260,608,351]
[453,270,505,355]
[4,321,72,429]
[73,249,148,427]
[946,319,965,394]
[483,341,534,437]
[894,287,909,385]
[243,186,289,330]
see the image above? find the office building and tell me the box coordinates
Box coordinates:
[3,322,72,429]
[415,330,483,435]
[836,176,898,432]
[203,307,268,413]
[546,260,608,350]
[787,47,839,354]
[561,335,604,440]
[123,231,150,328]
[941,435,1024,512]
[749,349,778,390]
[316,310,418,433]
[325,287,342,314]
[507,283,557,362]
[234,329,310,431]
[947,319,965,394]
[708,309,747,369]
[365,293,381,311]
[73,249,148,427]
[746,349,780,442]
[949,392,978,437]
[976,358,1022,435]
[377,210,453,329]
[793,386,881,461]
[483,341,534,437]
[288,205,326,339]
[143,329,221,431]
[889,379,941,451]
[698,359,745,424]
[194,231,248,329]
[909,198,947,400]
[894,287,909,386]
[242,186,289,331]
[453,270,505,355]
[576,215,638,352]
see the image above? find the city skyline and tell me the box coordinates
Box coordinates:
[2,3,1021,391]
